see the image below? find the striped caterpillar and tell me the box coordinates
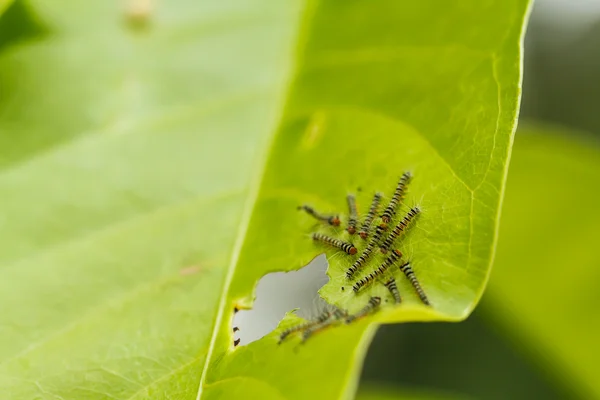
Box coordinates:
[298,205,340,226]
[380,206,421,253]
[384,277,401,304]
[345,224,387,279]
[346,194,358,234]
[398,261,430,306]
[346,297,381,324]
[278,309,333,344]
[358,192,382,239]
[381,172,412,224]
[312,233,357,255]
[301,307,347,342]
[352,249,402,292]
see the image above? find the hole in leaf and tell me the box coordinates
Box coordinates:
[232,254,329,346]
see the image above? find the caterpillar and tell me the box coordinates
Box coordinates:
[358,192,382,239]
[301,307,347,342]
[298,205,340,226]
[380,206,421,253]
[352,249,403,292]
[398,261,430,306]
[345,224,387,279]
[346,297,381,323]
[278,309,333,344]
[312,233,357,255]
[381,172,412,224]
[346,194,358,234]
[384,277,401,304]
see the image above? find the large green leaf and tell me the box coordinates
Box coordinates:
[0,0,529,399]
[487,126,600,400]
[202,0,530,399]
[0,0,304,398]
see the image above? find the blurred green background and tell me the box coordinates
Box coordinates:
[359,1,600,399]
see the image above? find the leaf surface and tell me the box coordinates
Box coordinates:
[487,126,600,400]
[0,0,303,398]
[202,1,530,399]
[0,1,530,399]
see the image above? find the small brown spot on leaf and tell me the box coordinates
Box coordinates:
[179,266,201,276]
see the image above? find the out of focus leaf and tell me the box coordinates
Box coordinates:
[357,385,467,400]
[0,1,303,398]
[488,126,600,399]
[0,0,13,17]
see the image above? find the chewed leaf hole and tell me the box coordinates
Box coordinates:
[232,255,329,347]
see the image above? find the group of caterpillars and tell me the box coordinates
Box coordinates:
[279,172,429,344]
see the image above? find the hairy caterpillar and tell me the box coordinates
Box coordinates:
[358,192,382,239]
[278,309,333,344]
[352,249,403,292]
[398,261,430,306]
[301,308,347,342]
[381,172,412,224]
[312,233,357,255]
[298,205,340,226]
[346,297,381,323]
[345,224,386,279]
[383,277,401,304]
[380,206,421,253]
[346,194,358,234]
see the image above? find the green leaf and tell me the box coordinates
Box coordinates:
[203,0,530,398]
[0,0,13,17]
[486,126,600,400]
[0,1,304,398]
[0,1,530,400]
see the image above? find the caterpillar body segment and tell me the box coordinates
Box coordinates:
[346,297,381,324]
[298,205,340,226]
[345,245,374,279]
[352,249,403,292]
[301,308,347,342]
[384,277,401,304]
[380,206,421,253]
[278,309,333,344]
[358,192,382,239]
[346,194,358,234]
[381,172,412,224]
[345,224,387,279]
[398,261,430,306]
[312,233,357,255]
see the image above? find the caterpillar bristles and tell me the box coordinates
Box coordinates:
[384,277,401,304]
[381,172,412,224]
[301,308,347,342]
[278,309,333,344]
[380,206,421,253]
[398,261,430,306]
[358,192,382,239]
[352,249,402,292]
[346,297,381,324]
[298,204,340,226]
[345,246,372,279]
[312,233,357,255]
[346,194,358,235]
[345,224,387,279]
